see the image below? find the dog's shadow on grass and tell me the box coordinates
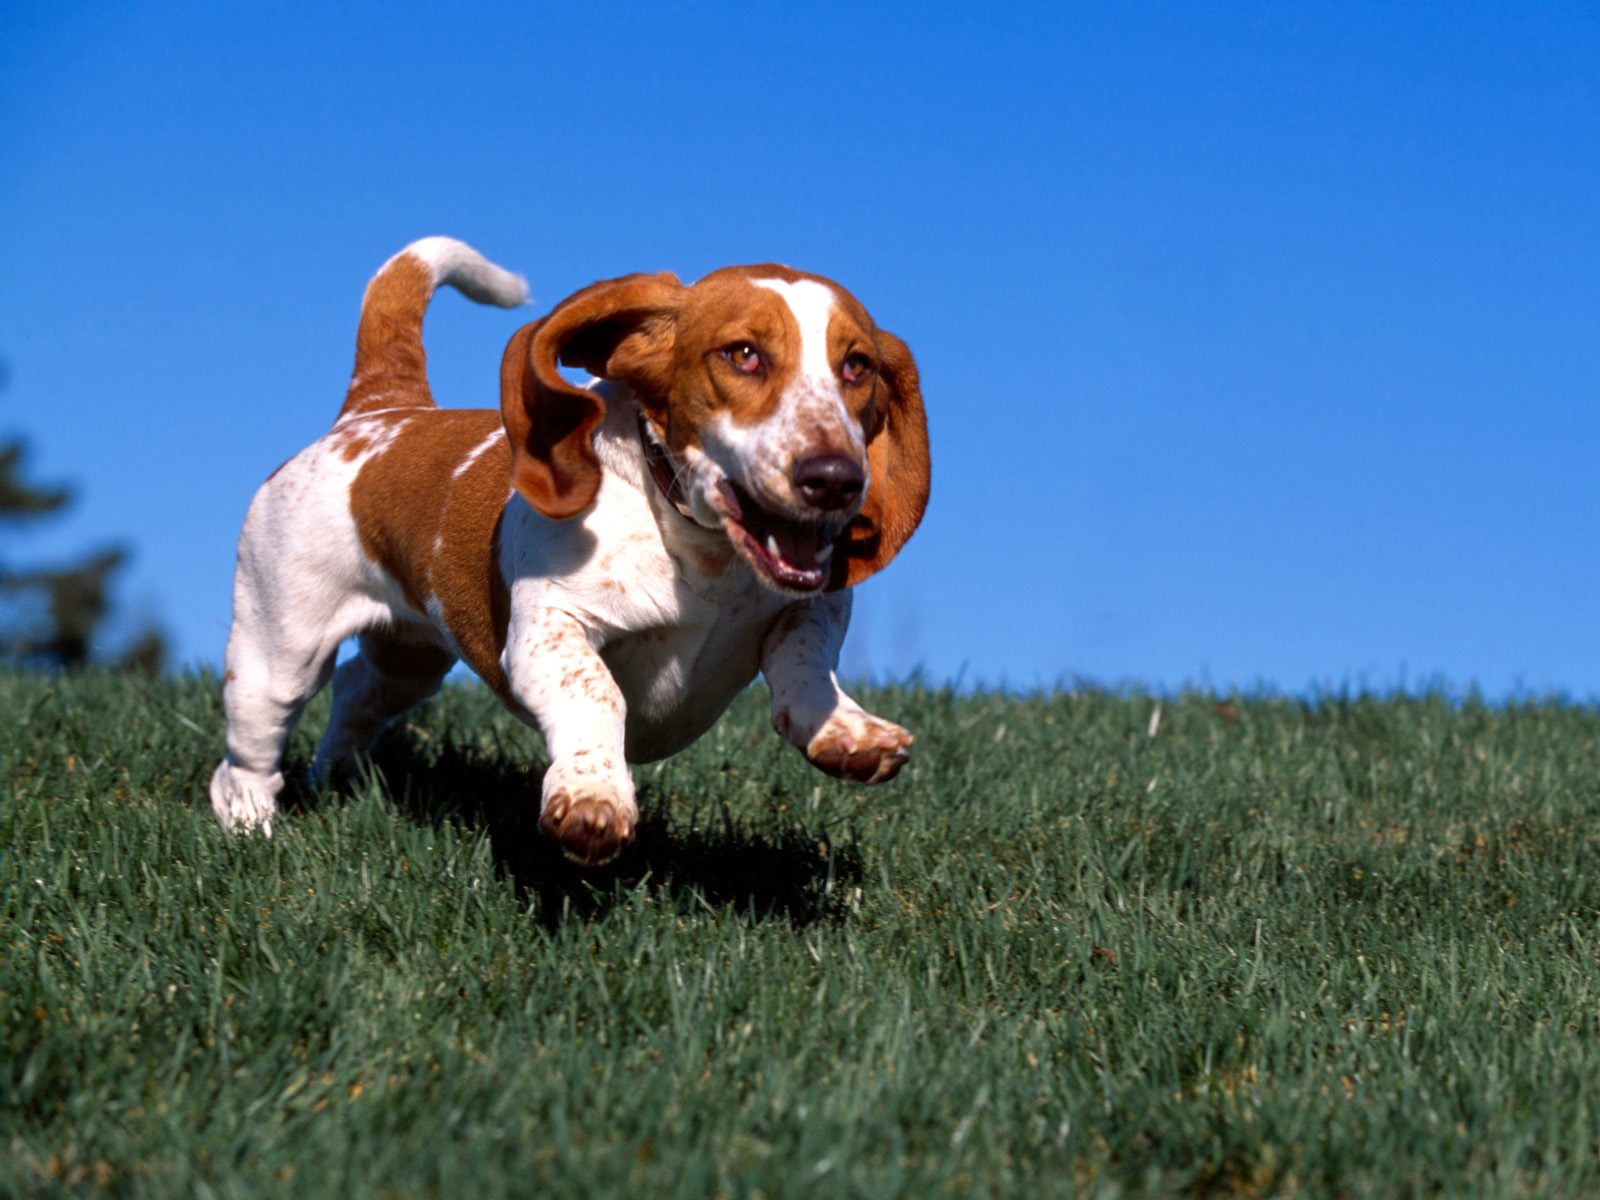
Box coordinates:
[289,728,863,931]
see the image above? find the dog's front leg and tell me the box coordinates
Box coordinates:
[762,591,913,784]
[507,608,636,866]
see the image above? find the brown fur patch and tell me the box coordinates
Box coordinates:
[347,409,516,700]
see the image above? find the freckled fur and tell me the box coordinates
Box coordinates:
[211,238,929,865]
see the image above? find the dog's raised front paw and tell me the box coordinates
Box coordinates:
[805,712,914,784]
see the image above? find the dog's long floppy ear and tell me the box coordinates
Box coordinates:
[500,272,683,519]
[830,328,931,589]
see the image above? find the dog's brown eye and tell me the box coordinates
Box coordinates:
[721,343,763,375]
[841,353,873,385]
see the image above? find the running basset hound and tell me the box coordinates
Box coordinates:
[210,238,930,865]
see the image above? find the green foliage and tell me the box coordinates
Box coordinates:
[4,671,1600,1197]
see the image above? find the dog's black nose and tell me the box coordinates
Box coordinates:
[792,454,865,511]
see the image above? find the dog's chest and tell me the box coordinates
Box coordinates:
[500,481,791,761]
[601,604,773,760]
[598,537,789,761]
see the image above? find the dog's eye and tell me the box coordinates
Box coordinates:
[721,343,763,375]
[841,353,874,385]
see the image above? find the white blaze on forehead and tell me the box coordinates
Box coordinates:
[754,278,837,384]
[749,276,865,459]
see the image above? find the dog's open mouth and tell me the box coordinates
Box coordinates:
[717,480,835,592]
[637,417,839,592]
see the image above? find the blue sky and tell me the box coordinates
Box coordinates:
[3,2,1597,696]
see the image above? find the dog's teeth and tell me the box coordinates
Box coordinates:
[766,534,781,559]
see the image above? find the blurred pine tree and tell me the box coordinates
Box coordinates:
[0,361,167,672]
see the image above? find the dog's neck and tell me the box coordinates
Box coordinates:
[636,410,696,521]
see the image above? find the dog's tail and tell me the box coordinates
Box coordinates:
[339,237,528,420]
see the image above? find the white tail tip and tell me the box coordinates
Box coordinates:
[401,236,530,308]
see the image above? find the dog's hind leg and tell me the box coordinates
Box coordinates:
[209,612,344,837]
[208,485,389,835]
[312,629,455,786]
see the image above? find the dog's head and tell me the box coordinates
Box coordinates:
[499,266,930,594]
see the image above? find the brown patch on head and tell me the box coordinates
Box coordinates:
[649,267,885,471]
[654,267,807,439]
[822,288,882,436]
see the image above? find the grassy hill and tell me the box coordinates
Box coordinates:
[4,669,1600,1197]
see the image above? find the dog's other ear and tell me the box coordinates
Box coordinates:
[830,328,930,588]
[500,272,683,519]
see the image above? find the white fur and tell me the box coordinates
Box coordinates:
[402,236,530,308]
[451,428,504,478]
[758,279,838,387]
[210,430,425,833]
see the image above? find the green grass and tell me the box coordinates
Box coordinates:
[4,669,1600,1198]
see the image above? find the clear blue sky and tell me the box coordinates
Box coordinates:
[3,2,1597,696]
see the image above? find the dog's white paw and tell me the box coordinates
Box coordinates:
[209,760,281,836]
